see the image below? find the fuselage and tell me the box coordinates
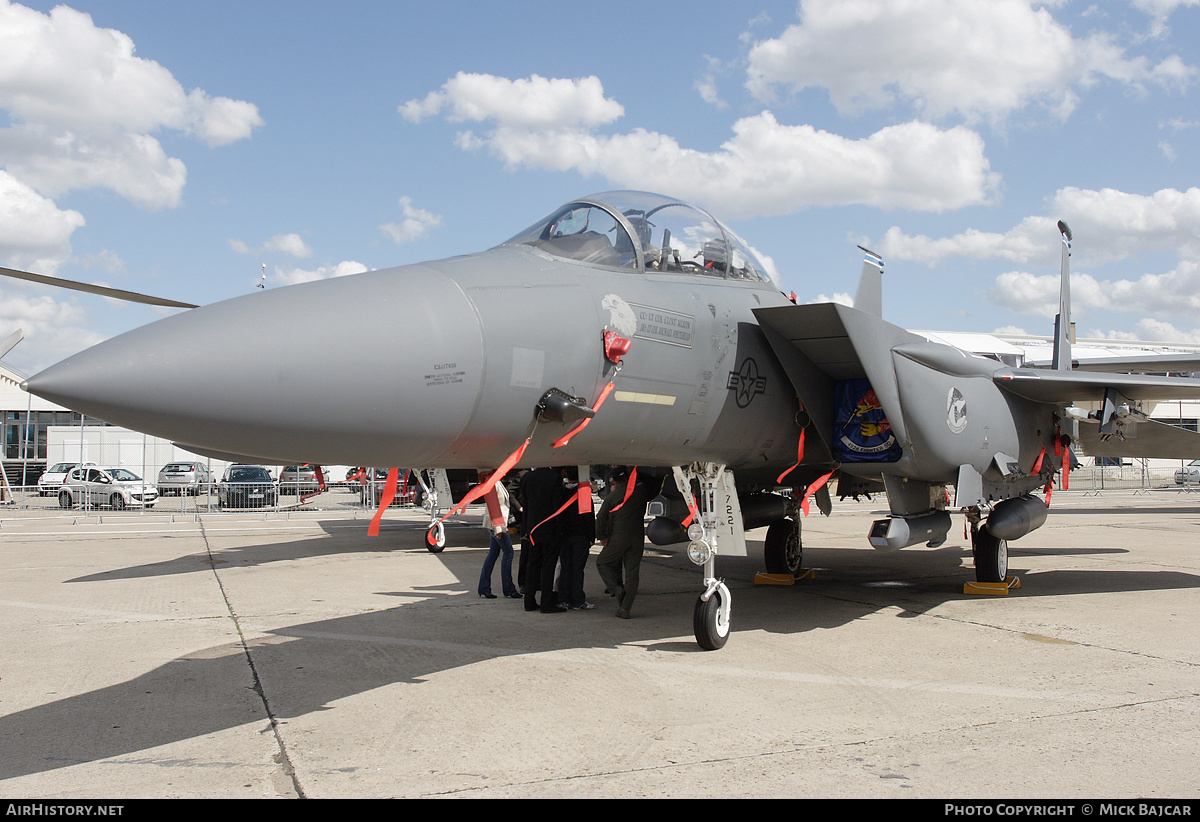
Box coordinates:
[25,192,803,478]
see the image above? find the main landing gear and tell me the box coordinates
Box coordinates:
[763,517,802,576]
[971,523,1008,583]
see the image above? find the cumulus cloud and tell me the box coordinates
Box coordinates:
[745,0,1195,123]
[403,74,999,216]
[881,187,1200,268]
[0,1,263,269]
[230,233,313,259]
[0,3,263,146]
[401,73,623,129]
[1124,318,1200,344]
[1131,0,1200,37]
[264,233,313,259]
[991,259,1200,321]
[0,169,84,273]
[0,125,189,210]
[0,286,105,372]
[810,292,855,306]
[880,218,1057,268]
[269,260,368,287]
[379,196,443,245]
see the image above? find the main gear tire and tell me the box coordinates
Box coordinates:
[973,525,1008,583]
[763,518,802,575]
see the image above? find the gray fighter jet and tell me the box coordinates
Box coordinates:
[12,191,1200,649]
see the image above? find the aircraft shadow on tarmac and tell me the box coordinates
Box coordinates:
[7,519,1198,782]
[1044,504,1200,517]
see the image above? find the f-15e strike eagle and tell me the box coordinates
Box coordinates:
[9,191,1200,649]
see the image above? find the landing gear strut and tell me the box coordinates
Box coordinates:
[415,470,447,554]
[674,462,744,651]
[693,561,731,651]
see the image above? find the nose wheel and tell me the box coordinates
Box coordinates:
[693,581,731,650]
[426,521,446,553]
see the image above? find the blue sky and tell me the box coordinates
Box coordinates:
[1,0,1197,373]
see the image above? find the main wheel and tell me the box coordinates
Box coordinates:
[973,524,1008,583]
[693,590,730,650]
[764,518,802,575]
[110,493,125,510]
[426,521,446,553]
[58,490,72,509]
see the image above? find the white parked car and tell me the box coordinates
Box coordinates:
[1175,459,1200,485]
[59,466,158,510]
[38,462,89,496]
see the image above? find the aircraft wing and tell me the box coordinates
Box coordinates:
[1074,416,1200,460]
[1025,353,1200,374]
[992,368,1200,404]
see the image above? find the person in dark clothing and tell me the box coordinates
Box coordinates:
[558,466,596,610]
[518,466,570,613]
[595,466,659,619]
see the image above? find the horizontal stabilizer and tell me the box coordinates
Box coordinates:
[1076,418,1200,460]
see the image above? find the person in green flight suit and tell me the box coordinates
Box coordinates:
[594,466,660,619]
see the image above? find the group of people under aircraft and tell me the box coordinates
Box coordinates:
[477,465,659,619]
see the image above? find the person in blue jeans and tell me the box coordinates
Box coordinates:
[478,481,520,599]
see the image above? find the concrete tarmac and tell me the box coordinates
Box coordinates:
[0,492,1197,798]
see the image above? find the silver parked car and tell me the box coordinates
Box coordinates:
[1174,459,1200,485]
[157,461,213,495]
[59,466,158,510]
[279,465,321,495]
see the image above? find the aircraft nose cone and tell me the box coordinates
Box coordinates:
[25,265,485,466]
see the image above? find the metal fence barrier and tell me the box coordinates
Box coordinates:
[3,479,424,514]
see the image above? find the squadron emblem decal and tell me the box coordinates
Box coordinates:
[833,380,902,463]
[726,358,766,407]
[946,387,967,434]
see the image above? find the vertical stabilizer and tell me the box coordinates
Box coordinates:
[1052,221,1072,372]
[854,247,884,318]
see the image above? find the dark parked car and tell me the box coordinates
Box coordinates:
[218,465,277,508]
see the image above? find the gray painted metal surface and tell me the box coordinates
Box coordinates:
[16,190,1200,648]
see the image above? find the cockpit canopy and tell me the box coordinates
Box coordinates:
[503,191,772,283]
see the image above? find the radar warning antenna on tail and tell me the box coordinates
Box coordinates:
[854,247,884,319]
